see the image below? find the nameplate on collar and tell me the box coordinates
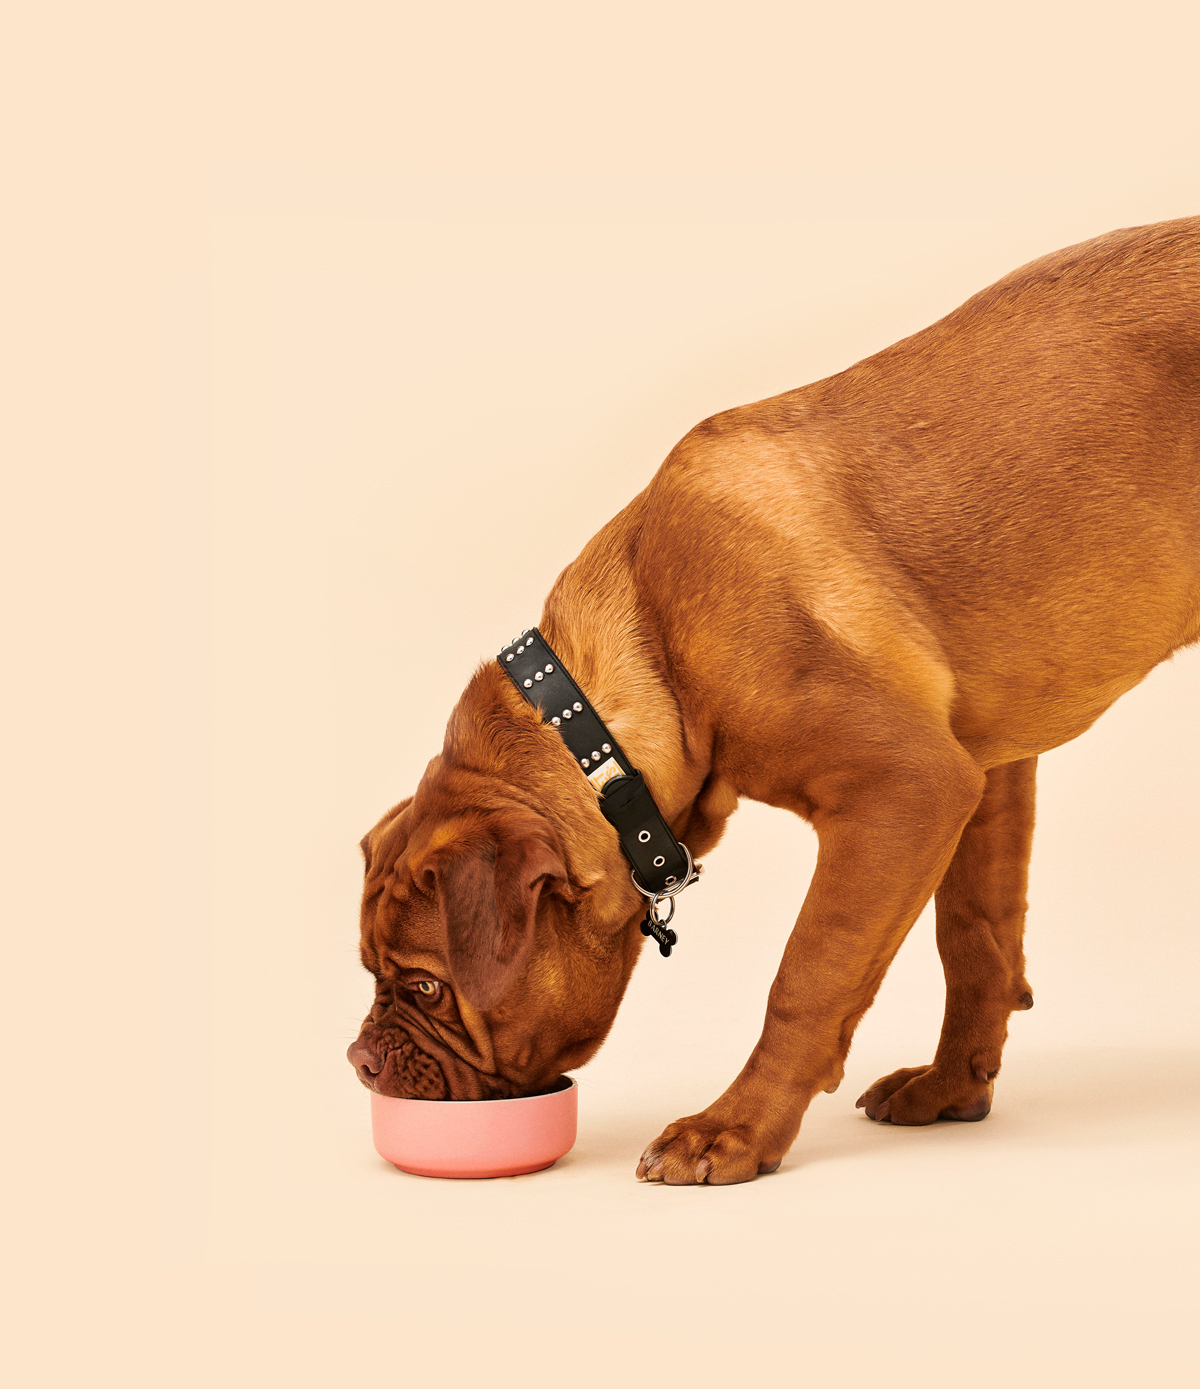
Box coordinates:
[497,628,699,953]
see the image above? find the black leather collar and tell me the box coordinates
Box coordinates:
[497,628,700,955]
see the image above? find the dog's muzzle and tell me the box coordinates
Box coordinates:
[347,1026,450,1099]
[347,1022,519,1101]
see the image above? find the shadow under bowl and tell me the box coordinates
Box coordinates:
[371,1076,578,1179]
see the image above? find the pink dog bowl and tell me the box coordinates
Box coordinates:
[371,1076,577,1179]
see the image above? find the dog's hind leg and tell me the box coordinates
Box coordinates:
[857,756,1037,1124]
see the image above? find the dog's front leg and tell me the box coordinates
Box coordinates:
[637,746,986,1185]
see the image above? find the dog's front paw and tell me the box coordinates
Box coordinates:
[636,1113,782,1186]
[855,1063,994,1124]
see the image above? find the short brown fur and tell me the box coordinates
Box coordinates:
[349,218,1200,1183]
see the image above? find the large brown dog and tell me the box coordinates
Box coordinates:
[349,218,1200,1184]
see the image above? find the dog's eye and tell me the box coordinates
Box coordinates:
[412,979,441,1000]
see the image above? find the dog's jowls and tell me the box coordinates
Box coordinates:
[350,217,1200,1184]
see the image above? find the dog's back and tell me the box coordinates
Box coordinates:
[810,216,1200,513]
[649,217,1200,757]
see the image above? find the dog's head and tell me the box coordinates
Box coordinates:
[347,665,645,1099]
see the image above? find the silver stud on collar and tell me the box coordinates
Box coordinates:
[517,644,525,654]
[534,672,543,681]
[505,653,514,661]
[591,750,600,761]
[573,702,582,712]
[601,743,610,753]
[523,678,533,688]
[545,664,553,673]
[581,758,590,768]
[638,830,651,843]
[551,716,561,726]
[562,709,572,719]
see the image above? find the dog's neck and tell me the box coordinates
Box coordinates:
[537,536,698,825]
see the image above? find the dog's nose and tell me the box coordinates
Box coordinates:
[347,1037,384,1078]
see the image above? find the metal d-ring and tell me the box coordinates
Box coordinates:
[629,841,696,902]
[648,894,676,928]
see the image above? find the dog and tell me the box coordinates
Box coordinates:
[348,217,1200,1184]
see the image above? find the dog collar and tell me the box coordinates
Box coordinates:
[497,628,701,956]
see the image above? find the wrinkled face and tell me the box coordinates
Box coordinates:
[348,864,522,1100]
[347,778,637,1100]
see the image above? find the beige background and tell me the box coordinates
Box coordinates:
[6,3,1200,1385]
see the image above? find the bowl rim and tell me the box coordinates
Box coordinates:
[370,1074,577,1108]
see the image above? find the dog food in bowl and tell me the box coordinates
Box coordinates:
[371,1076,577,1179]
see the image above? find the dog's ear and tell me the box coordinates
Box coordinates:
[418,810,568,1010]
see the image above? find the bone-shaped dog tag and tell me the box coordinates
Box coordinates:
[640,910,677,957]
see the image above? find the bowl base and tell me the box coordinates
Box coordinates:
[391,1158,558,1180]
